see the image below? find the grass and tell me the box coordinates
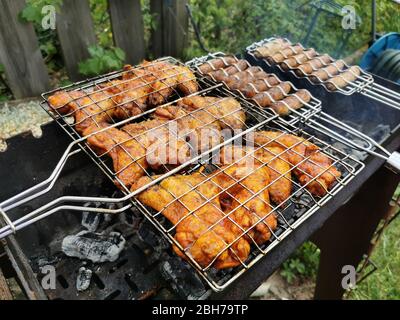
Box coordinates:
[282,188,400,300]
[348,215,400,300]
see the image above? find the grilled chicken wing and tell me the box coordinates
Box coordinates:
[142,61,199,105]
[132,163,277,269]
[219,145,292,205]
[47,90,115,134]
[48,60,199,128]
[254,131,341,196]
[84,97,245,188]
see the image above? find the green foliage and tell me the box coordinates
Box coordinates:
[185,0,400,61]
[79,45,126,77]
[20,0,62,24]
[280,242,320,284]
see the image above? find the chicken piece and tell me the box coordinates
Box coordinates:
[154,96,246,154]
[133,174,251,269]
[99,66,153,119]
[87,124,148,189]
[122,119,191,170]
[219,145,292,205]
[254,131,341,196]
[132,163,277,269]
[178,96,246,130]
[47,90,115,135]
[213,164,277,245]
[143,61,199,105]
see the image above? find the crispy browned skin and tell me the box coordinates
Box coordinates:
[99,66,153,119]
[268,45,304,63]
[269,89,312,116]
[140,61,198,106]
[86,96,245,188]
[241,77,281,98]
[294,54,332,76]
[49,60,199,126]
[132,163,277,269]
[254,131,341,197]
[48,90,115,134]
[154,96,246,153]
[86,124,149,189]
[219,145,292,205]
[209,60,249,81]
[325,66,361,90]
[252,82,292,108]
[253,38,289,58]
[198,56,238,74]
[281,49,317,70]
[310,60,346,82]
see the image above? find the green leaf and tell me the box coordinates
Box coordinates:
[113,47,125,62]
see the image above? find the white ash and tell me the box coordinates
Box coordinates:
[76,267,92,292]
[62,230,126,263]
[0,100,50,141]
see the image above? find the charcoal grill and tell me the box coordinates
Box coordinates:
[0,56,399,299]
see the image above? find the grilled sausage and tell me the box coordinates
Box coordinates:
[242,77,281,98]
[209,60,249,81]
[281,49,317,70]
[253,38,288,58]
[198,56,238,74]
[268,45,304,63]
[252,82,292,107]
[325,66,361,91]
[294,54,332,76]
[224,68,263,90]
[269,89,312,115]
[310,60,346,83]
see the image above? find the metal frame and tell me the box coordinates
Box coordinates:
[246,37,400,112]
[186,52,322,124]
[0,56,367,293]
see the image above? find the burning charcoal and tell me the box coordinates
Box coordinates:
[76,267,92,292]
[62,231,126,263]
[160,258,206,299]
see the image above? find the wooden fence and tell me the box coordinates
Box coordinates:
[0,0,189,99]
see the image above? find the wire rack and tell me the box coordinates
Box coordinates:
[246,37,375,95]
[0,56,366,293]
[132,109,365,291]
[186,52,322,124]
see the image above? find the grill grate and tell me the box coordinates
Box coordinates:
[246,37,400,112]
[246,37,374,95]
[0,56,365,292]
[186,52,322,124]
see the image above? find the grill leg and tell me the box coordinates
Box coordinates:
[311,166,399,300]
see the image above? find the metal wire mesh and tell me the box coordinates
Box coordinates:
[37,56,365,292]
[186,52,322,123]
[246,37,374,95]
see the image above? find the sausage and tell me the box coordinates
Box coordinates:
[253,38,288,58]
[325,66,361,91]
[224,68,262,90]
[280,49,317,70]
[310,60,346,83]
[268,45,304,63]
[198,56,238,74]
[252,82,292,107]
[209,60,249,81]
[242,77,281,98]
[294,54,332,76]
[269,89,312,116]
